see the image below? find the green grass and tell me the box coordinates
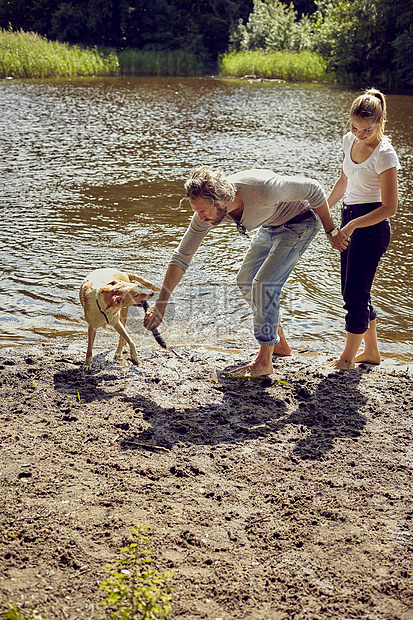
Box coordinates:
[219,49,330,82]
[0,29,118,78]
[0,601,46,619]
[0,29,205,79]
[1,29,327,82]
[118,48,204,76]
[1,29,329,81]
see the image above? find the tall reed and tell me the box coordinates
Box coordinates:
[118,48,204,76]
[0,29,205,79]
[219,50,330,82]
[0,29,118,78]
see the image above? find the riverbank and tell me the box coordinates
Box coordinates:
[0,29,327,82]
[0,343,412,619]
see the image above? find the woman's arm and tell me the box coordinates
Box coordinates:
[327,157,348,209]
[341,167,398,237]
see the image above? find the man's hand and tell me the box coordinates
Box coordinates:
[144,301,166,330]
[328,229,350,252]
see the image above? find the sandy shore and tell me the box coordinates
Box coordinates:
[0,343,412,619]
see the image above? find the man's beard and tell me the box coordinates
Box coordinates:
[210,205,227,225]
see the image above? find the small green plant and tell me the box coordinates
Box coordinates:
[71,391,84,404]
[100,525,173,620]
[0,602,44,620]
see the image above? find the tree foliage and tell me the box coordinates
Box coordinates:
[0,0,411,87]
[0,0,253,59]
[230,0,413,88]
[230,0,313,52]
[311,0,413,88]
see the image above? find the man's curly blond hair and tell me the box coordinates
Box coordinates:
[180,165,236,208]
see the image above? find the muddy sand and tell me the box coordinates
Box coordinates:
[0,342,412,620]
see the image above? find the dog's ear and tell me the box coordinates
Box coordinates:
[106,295,124,308]
[100,284,127,309]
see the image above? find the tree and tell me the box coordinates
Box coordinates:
[230,0,313,53]
[312,0,413,88]
[378,0,413,87]
[0,0,60,33]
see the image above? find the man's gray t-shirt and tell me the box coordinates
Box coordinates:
[170,169,327,272]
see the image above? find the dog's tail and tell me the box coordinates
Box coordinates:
[127,273,160,292]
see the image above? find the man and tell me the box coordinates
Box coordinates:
[144,166,349,377]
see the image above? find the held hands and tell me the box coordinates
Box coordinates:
[328,228,351,252]
[143,301,166,330]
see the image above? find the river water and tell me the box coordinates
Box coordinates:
[0,76,412,365]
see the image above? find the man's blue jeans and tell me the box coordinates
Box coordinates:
[237,215,321,346]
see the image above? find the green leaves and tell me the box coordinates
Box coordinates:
[100,525,174,620]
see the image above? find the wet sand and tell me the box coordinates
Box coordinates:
[0,344,412,619]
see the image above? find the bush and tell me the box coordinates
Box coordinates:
[392,25,413,88]
[230,0,314,53]
[311,0,413,88]
[219,49,328,81]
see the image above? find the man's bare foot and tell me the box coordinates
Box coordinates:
[229,361,273,378]
[355,351,381,365]
[274,324,292,356]
[323,357,356,370]
[273,340,292,357]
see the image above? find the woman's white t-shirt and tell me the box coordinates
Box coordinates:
[343,132,400,205]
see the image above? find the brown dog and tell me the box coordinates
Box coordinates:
[79,268,159,370]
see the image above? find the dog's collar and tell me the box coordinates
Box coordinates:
[96,297,109,324]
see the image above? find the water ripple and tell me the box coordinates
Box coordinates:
[0,77,411,361]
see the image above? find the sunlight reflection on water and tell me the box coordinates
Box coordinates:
[0,76,412,364]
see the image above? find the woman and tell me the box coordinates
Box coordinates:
[327,88,400,369]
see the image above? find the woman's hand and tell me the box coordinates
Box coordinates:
[341,221,356,238]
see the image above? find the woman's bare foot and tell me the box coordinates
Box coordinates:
[355,350,381,365]
[356,320,381,365]
[323,357,356,370]
[229,360,273,377]
[323,333,364,371]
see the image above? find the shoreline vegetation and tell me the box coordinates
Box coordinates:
[0,29,204,79]
[0,28,330,82]
[219,49,329,82]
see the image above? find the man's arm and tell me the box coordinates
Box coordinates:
[313,200,349,252]
[144,213,213,330]
[144,263,185,330]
